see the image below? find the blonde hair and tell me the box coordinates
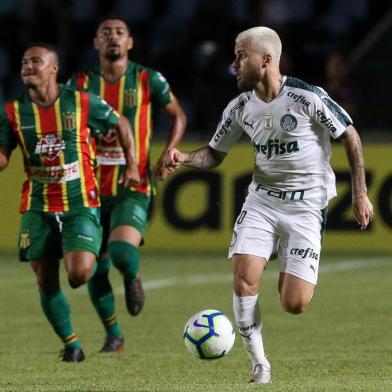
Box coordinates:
[236,27,282,63]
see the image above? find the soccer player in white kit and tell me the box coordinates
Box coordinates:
[165,27,374,383]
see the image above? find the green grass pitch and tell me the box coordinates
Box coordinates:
[0,251,391,391]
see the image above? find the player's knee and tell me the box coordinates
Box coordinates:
[280,297,307,315]
[68,268,91,289]
[233,276,258,297]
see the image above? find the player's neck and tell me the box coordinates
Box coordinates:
[100,57,128,81]
[254,72,284,103]
[28,81,60,106]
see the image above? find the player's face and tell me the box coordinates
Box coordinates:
[95,19,133,60]
[21,47,58,88]
[232,40,264,91]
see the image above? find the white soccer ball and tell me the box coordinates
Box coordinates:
[183,309,235,359]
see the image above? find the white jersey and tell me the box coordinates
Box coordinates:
[209,76,352,207]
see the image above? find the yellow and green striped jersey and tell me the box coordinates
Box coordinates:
[68,61,173,197]
[0,85,120,212]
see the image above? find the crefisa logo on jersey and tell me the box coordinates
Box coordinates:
[280,114,297,132]
[35,133,66,161]
[214,118,232,142]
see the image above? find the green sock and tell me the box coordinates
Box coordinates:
[40,289,80,349]
[109,241,139,284]
[88,258,122,338]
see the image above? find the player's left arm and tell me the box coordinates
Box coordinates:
[340,125,374,230]
[149,70,187,180]
[154,96,187,180]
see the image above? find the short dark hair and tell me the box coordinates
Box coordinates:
[95,15,132,35]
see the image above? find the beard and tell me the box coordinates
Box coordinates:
[105,50,121,61]
[236,69,259,92]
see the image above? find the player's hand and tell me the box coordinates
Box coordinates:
[154,155,178,180]
[119,162,140,187]
[352,194,374,230]
[165,148,184,169]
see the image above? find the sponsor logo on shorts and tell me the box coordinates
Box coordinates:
[19,231,31,249]
[280,114,298,132]
[290,247,319,260]
[77,234,93,242]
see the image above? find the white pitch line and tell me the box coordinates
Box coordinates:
[115,257,391,293]
[72,258,390,295]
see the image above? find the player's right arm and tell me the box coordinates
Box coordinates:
[166,146,226,169]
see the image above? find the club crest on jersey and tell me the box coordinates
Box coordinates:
[101,129,117,143]
[263,114,273,131]
[35,134,66,161]
[124,89,137,107]
[280,114,297,132]
[62,112,76,130]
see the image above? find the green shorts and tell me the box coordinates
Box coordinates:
[18,208,102,262]
[101,191,150,251]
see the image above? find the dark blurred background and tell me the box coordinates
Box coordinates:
[0,0,391,140]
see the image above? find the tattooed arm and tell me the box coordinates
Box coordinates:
[340,125,374,229]
[165,146,227,170]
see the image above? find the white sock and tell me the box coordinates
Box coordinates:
[233,292,268,370]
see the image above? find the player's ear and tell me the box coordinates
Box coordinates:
[52,63,59,75]
[263,54,272,66]
[93,36,99,50]
[127,36,133,51]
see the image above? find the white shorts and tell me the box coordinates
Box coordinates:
[228,185,327,285]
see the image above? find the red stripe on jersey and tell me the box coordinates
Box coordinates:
[135,70,151,194]
[5,102,32,211]
[76,73,88,90]
[79,92,100,207]
[37,104,65,212]
[104,80,121,110]
[98,79,121,196]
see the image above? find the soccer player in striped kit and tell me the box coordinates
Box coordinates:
[68,17,186,352]
[0,43,139,362]
[165,27,374,383]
